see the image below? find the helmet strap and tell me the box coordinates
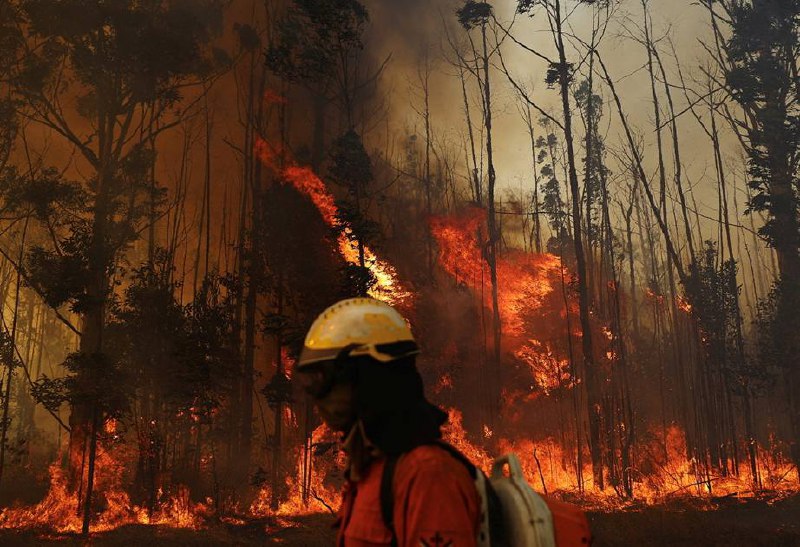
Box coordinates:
[342,419,380,481]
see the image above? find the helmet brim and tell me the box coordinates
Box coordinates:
[298,340,420,369]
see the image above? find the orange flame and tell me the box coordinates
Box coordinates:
[430,207,577,393]
[0,449,208,533]
[430,207,563,336]
[514,339,571,394]
[250,424,341,516]
[256,139,411,307]
[443,408,797,507]
[430,209,797,507]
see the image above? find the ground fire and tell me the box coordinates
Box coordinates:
[0,0,798,545]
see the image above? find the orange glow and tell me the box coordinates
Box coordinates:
[256,138,411,307]
[430,207,563,336]
[0,449,208,533]
[677,295,692,314]
[250,424,341,516]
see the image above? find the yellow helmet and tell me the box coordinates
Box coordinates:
[298,297,419,368]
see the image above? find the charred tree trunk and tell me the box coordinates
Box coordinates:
[241,46,269,482]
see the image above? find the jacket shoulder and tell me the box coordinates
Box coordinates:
[395,444,476,486]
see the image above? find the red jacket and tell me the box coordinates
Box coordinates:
[336,445,481,547]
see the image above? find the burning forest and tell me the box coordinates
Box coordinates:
[0,0,798,545]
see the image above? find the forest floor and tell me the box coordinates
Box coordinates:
[0,494,798,546]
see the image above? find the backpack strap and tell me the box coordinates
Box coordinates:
[380,454,400,547]
[434,441,478,479]
[436,442,508,546]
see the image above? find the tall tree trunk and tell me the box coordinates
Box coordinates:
[521,101,542,253]
[623,186,640,339]
[72,150,113,530]
[421,56,435,281]
[241,46,269,479]
[480,20,502,426]
[459,65,482,206]
[270,274,285,511]
[553,0,603,490]
[0,219,27,486]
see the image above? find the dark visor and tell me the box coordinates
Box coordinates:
[296,345,358,399]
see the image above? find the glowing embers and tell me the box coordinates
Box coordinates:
[255,138,411,307]
[514,339,572,394]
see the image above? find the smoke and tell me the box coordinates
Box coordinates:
[366,0,447,58]
[362,0,736,251]
[355,0,776,334]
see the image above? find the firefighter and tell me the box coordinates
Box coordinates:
[296,297,481,547]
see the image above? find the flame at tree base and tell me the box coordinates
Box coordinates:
[0,450,210,534]
[442,409,797,508]
[250,424,341,518]
[250,410,799,520]
[1,416,795,536]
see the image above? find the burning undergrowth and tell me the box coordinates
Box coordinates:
[249,424,342,518]
[0,445,209,533]
[426,207,798,506]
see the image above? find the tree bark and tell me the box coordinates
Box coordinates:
[480,20,502,426]
[552,0,603,490]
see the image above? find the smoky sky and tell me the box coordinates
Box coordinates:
[366,0,452,59]
[365,0,727,206]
